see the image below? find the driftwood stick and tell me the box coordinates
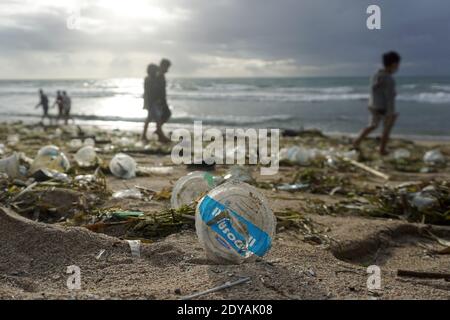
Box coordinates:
[343,157,390,180]
[181,277,251,300]
[397,269,450,280]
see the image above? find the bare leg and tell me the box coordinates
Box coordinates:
[156,121,170,143]
[353,125,378,149]
[379,114,398,155]
[142,120,150,142]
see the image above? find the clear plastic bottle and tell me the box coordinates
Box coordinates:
[195,180,276,264]
[74,146,97,167]
[109,153,137,179]
[171,171,218,209]
[30,145,71,174]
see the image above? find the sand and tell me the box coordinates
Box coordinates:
[0,123,449,300]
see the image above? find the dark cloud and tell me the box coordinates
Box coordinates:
[0,0,449,78]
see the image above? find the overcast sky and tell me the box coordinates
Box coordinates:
[0,0,449,79]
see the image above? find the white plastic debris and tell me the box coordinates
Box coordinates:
[138,166,174,175]
[223,166,254,184]
[393,148,411,161]
[171,171,218,209]
[83,138,95,147]
[30,145,70,174]
[109,153,137,179]
[0,143,5,156]
[410,192,437,211]
[423,150,445,165]
[74,146,97,167]
[195,180,276,264]
[112,189,143,200]
[126,240,141,258]
[69,139,83,150]
[6,134,20,146]
[0,153,21,179]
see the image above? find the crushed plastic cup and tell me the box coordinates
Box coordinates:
[393,148,411,161]
[112,189,143,200]
[195,180,276,264]
[423,150,445,165]
[223,166,254,184]
[74,146,97,167]
[69,139,83,150]
[283,146,315,165]
[83,138,95,147]
[7,134,20,146]
[29,145,70,175]
[171,171,218,209]
[0,153,21,179]
[109,153,137,179]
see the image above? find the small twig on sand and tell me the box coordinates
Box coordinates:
[10,182,38,203]
[180,277,251,300]
[343,158,390,180]
[397,269,450,280]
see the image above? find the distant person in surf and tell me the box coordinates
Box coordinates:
[52,90,64,123]
[142,63,160,142]
[353,51,401,155]
[35,89,52,124]
[142,58,172,143]
[62,91,72,125]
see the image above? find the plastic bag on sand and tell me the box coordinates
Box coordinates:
[171,171,218,209]
[74,146,97,167]
[0,153,21,179]
[423,150,445,165]
[195,180,276,264]
[30,145,70,175]
[109,153,137,179]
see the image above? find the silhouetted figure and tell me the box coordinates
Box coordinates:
[142,63,160,142]
[52,90,64,123]
[154,58,172,143]
[353,51,401,155]
[35,89,52,124]
[62,91,72,125]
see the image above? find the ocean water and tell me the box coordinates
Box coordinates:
[0,77,449,138]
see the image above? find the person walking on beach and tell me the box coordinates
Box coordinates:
[35,89,52,124]
[142,63,160,142]
[155,58,172,143]
[142,58,172,143]
[52,91,64,124]
[62,91,72,125]
[353,51,401,155]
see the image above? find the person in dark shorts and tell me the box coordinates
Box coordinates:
[62,91,72,125]
[153,58,172,143]
[35,89,52,124]
[353,51,401,155]
[142,63,160,142]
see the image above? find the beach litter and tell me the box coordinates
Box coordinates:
[195,180,276,264]
[126,240,141,258]
[138,166,174,175]
[74,146,98,167]
[423,149,446,165]
[109,153,137,179]
[0,153,21,179]
[223,165,254,184]
[171,171,219,209]
[29,145,71,175]
[112,188,143,200]
[393,148,411,161]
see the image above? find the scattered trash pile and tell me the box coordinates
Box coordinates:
[1,123,449,267]
[309,180,450,225]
